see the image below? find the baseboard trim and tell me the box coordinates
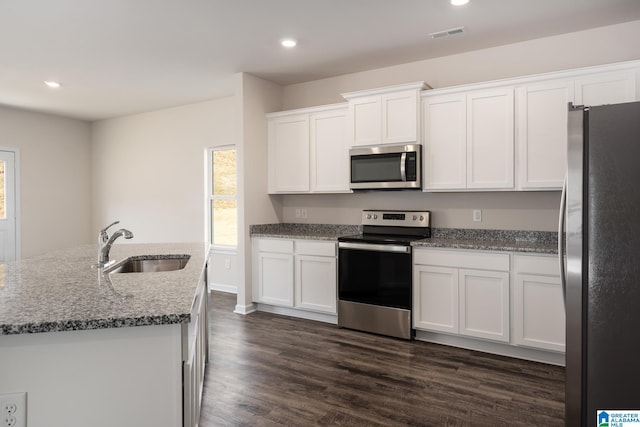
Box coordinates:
[256,304,338,325]
[415,330,565,366]
[209,283,237,294]
[234,303,256,315]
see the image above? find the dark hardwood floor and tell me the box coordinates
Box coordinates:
[199,291,565,426]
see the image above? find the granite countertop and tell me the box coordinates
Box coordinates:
[250,223,558,255]
[412,228,558,254]
[0,242,208,335]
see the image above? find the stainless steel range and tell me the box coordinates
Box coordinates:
[337,210,431,340]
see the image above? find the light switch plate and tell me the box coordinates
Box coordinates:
[473,210,482,222]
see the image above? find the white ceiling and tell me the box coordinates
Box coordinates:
[2,0,640,121]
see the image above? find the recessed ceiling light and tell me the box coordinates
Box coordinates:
[451,0,469,5]
[44,81,62,89]
[280,38,297,48]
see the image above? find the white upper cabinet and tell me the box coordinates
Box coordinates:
[309,108,349,192]
[574,70,636,106]
[422,87,515,191]
[423,94,467,189]
[268,114,310,193]
[466,88,515,189]
[348,95,381,146]
[267,104,350,194]
[516,79,573,189]
[516,67,638,190]
[342,82,426,146]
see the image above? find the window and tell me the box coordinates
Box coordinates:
[209,146,237,248]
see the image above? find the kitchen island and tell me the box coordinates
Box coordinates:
[0,243,209,427]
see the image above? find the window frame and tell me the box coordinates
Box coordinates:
[207,145,238,250]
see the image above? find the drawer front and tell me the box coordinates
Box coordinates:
[414,248,509,271]
[296,240,336,257]
[514,254,560,276]
[258,238,294,254]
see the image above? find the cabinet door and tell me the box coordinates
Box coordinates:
[349,95,382,146]
[382,90,418,144]
[459,269,510,342]
[295,255,337,314]
[575,70,636,106]
[422,94,467,190]
[514,273,565,352]
[309,108,350,192]
[413,265,459,333]
[268,114,310,193]
[516,80,573,189]
[256,252,294,307]
[467,88,514,189]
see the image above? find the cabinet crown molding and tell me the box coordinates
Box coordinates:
[341,81,428,100]
[421,59,640,97]
[266,102,347,119]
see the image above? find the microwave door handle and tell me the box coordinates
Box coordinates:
[400,152,407,181]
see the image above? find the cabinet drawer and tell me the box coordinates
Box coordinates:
[513,254,559,276]
[258,238,294,254]
[296,240,336,257]
[414,248,509,271]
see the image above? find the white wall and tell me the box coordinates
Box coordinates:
[91,97,236,244]
[0,106,92,257]
[277,20,640,231]
[235,72,283,311]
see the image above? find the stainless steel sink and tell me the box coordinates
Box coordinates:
[107,255,190,274]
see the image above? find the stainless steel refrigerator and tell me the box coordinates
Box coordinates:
[563,101,640,426]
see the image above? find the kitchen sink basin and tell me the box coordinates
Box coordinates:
[107,255,190,274]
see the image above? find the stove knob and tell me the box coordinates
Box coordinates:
[420,215,424,221]
[373,214,378,219]
[413,215,417,221]
[366,214,372,220]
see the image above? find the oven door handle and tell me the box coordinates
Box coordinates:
[338,242,411,253]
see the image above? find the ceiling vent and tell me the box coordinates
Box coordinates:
[429,26,465,39]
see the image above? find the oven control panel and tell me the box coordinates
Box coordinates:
[362,210,430,227]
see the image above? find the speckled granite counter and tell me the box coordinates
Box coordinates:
[250,223,558,254]
[0,243,208,335]
[413,228,558,254]
[251,223,361,240]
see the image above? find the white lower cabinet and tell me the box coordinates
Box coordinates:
[253,238,337,315]
[459,268,510,342]
[295,254,337,313]
[183,270,209,427]
[413,248,510,343]
[413,265,459,334]
[255,239,295,306]
[512,254,565,352]
[414,248,566,360]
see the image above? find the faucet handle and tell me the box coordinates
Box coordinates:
[99,221,120,243]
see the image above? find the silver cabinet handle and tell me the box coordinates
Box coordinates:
[558,173,567,308]
[338,242,410,253]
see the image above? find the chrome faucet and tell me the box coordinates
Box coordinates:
[97,221,134,268]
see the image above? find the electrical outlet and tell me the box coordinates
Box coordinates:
[224,258,231,269]
[0,392,26,427]
[473,209,482,222]
[295,208,301,219]
[300,209,307,219]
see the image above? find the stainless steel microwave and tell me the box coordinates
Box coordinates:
[349,144,421,190]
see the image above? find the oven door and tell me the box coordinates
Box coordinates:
[338,242,412,310]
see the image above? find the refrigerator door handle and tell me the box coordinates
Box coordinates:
[558,173,567,308]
